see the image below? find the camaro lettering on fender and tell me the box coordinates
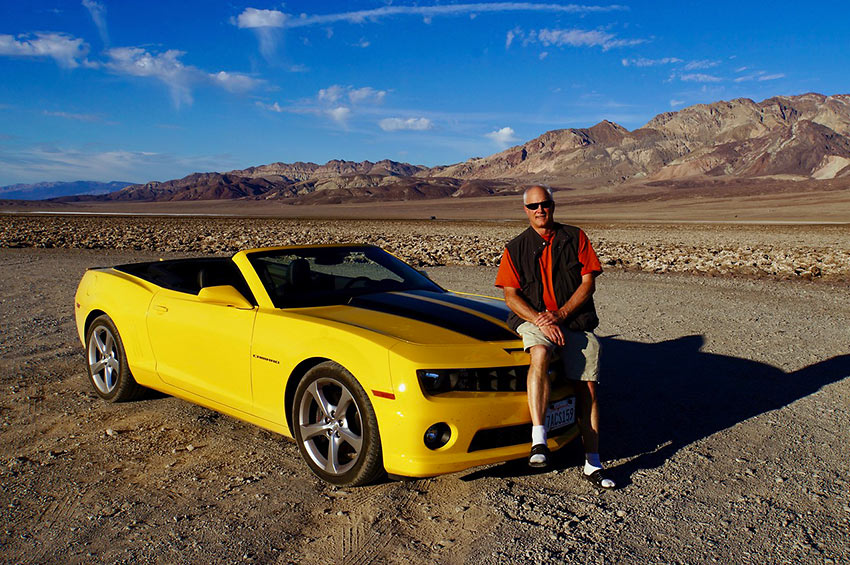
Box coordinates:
[252,354,280,365]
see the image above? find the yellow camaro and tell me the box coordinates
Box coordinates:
[75,244,578,486]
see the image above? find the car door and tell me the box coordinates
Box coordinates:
[147,288,256,413]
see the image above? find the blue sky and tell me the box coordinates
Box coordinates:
[1,1,848,185]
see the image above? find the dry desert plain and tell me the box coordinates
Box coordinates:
[1,190,849,563]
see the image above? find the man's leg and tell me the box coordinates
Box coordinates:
[575,381,599,454]
[576,380,615,488]
[527,344,551,467]
[527,344,551,427]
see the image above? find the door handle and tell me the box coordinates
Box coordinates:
[154,305,169,313]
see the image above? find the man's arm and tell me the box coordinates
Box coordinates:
[534,272,597,326]
[504,286,568,346]
[503,286,541,324]
[559,272,596,319]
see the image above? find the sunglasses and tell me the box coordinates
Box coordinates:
[525,200,554,210]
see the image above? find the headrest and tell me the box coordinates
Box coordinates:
[289,259,311,288]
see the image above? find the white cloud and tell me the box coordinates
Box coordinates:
[683,59,719,70]
[348,86,386,104]
[0,32,90,68]
[235,3,627,31]
[0,144,236,185]
[621,57,682,67]
[209,71,264,93]
[327,106,351,124]
[82,0,109,46]
[320,85,386,105]
[104,47,194,107]
[734,72,759,82]
[234,8,288,62]
[539,51,549,60]
[235,8,287,28]
[355,38,371,48]
[104,47,263,108]
[513,28,646,52]
[256,101,284,113]
[506,28,517,49]
[680,73,722,83]
[318,85,345,103]
[43,110,101,122]
[315,85,386,126]
[733,69,784,83]
[379,117,433,131]
[486,126,519,147]
[670,99,685,107]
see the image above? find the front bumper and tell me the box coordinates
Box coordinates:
[376,344,578,477]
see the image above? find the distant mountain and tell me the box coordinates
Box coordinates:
[58,92,850,204]
[89,159,506,203]
[432,93,850,184]
[0,180,134,200]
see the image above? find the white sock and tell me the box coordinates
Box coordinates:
[584,453,615,487]
[584,452,602,474]
[532,425,547,446]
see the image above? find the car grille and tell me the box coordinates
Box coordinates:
[467,420,575,453]
[417,363,564,395]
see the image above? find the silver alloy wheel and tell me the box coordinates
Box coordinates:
[88,324,120,394]
[297,377,364,475]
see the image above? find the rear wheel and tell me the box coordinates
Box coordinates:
[85,315,142,402]
[292,361,383,486]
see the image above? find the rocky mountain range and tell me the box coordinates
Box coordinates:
[60,93,850,204]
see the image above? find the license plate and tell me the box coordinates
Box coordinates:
[545,396,576,432]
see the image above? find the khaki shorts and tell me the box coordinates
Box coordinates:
[516,322,600,382]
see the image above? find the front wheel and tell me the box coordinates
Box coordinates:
[292,361,383,486]
[85,314,143,402]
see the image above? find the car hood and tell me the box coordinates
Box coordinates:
[294,290,519,345]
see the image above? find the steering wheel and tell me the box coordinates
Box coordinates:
[343,276,372,289]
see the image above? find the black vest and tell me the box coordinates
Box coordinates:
[504,223,599,332]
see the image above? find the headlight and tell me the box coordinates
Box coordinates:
[416,364,563,395]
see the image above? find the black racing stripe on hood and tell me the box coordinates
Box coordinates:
[403,290,512,321]
[348,292,518,342]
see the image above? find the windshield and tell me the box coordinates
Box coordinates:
[247,245,444,308]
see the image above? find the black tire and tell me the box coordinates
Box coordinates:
[85,314,143,402]
[292,361,383,486]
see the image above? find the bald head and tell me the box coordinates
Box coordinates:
[523,185,553,204]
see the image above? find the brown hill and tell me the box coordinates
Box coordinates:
[435,93,850,185]
[64,92,850,204]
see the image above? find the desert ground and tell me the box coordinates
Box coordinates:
[1,202,849,563]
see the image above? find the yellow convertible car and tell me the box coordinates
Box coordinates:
[75,244,578,486]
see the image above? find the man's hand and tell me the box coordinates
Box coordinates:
[540,323,565,346]
[534,310,561,327]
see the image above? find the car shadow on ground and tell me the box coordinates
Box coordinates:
[461,335,850,486]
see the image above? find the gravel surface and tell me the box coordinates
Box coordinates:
[2,215,848,281]
[1,242,849,563]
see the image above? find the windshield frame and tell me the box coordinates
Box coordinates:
[245,244,444,308]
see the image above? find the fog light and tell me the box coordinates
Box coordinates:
[423,423,451,450]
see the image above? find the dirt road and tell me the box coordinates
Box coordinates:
[1,248,848,563]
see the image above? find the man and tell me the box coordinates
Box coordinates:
[495,185,615,489]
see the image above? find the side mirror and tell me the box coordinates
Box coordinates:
[198,285,254,309]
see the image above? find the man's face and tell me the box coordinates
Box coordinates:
[524,187,555,229]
